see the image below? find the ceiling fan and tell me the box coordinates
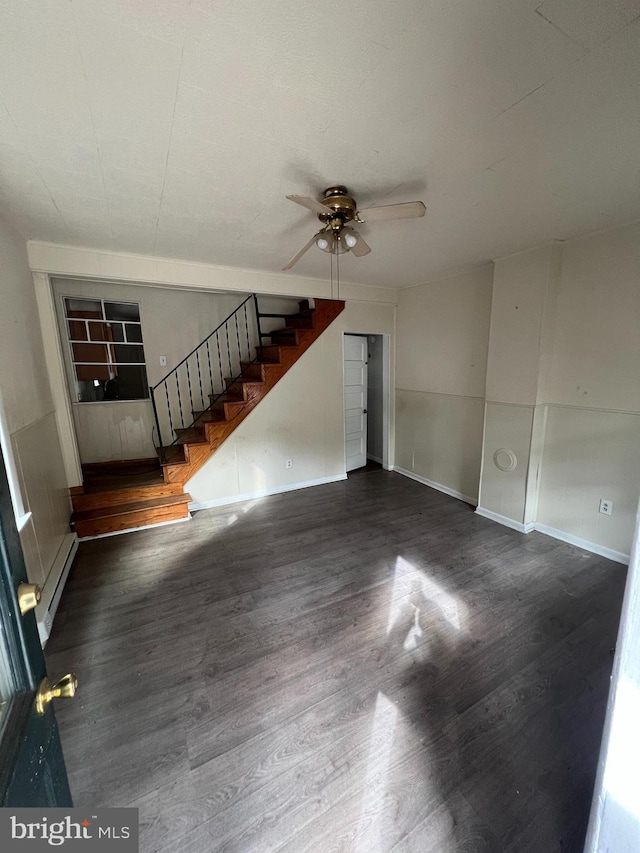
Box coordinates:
[283,185,426,271]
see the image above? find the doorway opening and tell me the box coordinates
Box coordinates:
[343,333,390,473]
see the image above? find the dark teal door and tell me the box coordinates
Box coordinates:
[0,447,73,806]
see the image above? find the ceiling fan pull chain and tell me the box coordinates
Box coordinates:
[330,248,334,300]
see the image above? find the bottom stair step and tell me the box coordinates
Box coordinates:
[71,493,191,538]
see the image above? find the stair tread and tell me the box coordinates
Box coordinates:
[174,428,208,444]
[81,460,164,493]
[209,391,247,403]
[227,378,264,386]
[192,410,227,423]
[72,492,191,522]
[71,481,183,512]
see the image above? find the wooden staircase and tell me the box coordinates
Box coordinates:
[69,297,344,538]
[69,460,191,539]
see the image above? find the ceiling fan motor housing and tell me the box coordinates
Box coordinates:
[318,186,357,225]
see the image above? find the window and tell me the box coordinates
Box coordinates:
[63,298,149,402]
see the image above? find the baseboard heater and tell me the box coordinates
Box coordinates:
[36,532,78,646]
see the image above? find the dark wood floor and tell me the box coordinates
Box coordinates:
[45,471,627,852]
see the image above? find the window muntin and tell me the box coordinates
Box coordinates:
[63,298,149,402]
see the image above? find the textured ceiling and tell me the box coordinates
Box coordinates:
[1,0,639,288]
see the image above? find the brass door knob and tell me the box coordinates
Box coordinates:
[35,674,78,715]
[18,583,41,615]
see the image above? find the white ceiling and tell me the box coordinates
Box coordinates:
[1,0,639,288]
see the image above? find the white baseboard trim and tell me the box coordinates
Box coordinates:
[474,510,630,564]
[367,454,382,464]
[533,523,629,565]
[393,466,477,506]
[475,507,534,534]
[37,532,78,646]
[79,515,191,542]
[189,473,348,512]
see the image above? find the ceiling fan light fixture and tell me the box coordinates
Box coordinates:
[333,235,348,255]
[316,232,348,254]
[343,228,358,249]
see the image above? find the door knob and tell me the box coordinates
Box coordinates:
[18,583,41,615]
[35,674,78,715]
[363,409,368,414]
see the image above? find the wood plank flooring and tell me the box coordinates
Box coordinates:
[45,471,627,852]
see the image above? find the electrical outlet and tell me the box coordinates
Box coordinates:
[285,459,293,469]
[599,499,613,516]
[159,355,167,366]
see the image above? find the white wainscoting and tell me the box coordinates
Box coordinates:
[72,400,156,463]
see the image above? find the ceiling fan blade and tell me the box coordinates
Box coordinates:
[282,231,322,271]
[358,201,426,222]
[286,194,328,216]
[350,232,371,257]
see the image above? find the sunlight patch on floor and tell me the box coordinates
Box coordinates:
[386,556,466,639]
[355,691,399,852]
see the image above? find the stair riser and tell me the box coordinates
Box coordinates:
[225,379,266,400]
[71,483,184,511]
[204,419,237,446]
[192,411,226,425]
[239,363,266,380]
[284,317,314,329]
[208,392,244,406]
[223,381,245,399]
[74,502,190,539]
[256,347,283,363]
[201,399,245,418]
[269,332,298,344]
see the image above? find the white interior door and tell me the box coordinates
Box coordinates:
[344,335,368,472]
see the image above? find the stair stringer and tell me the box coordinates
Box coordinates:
[160,298,345,486]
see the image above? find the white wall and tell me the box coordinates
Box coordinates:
[186,300,395,506]
[478,244,561,528]
[537,223,640,557]
[395,265,493,503]
[394,227,638,560]
[476,228,639,558]
[0,216,73,596]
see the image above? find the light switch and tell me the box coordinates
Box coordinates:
[159,355,167,367]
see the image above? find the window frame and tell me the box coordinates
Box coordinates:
[61,295,150,404]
